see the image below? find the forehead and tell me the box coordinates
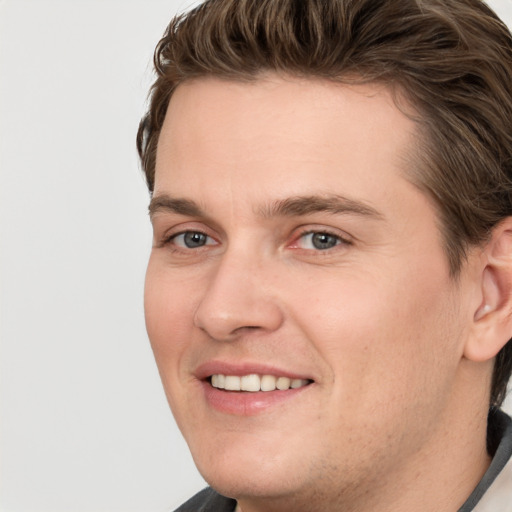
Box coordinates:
[154,75,420,218]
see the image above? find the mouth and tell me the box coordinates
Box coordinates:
[196,362,315,415]
[209,373,312,392]
[194,360,316,416]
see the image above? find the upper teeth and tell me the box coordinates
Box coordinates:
[210,374,309,392]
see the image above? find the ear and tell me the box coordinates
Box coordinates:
[464,218,512,363]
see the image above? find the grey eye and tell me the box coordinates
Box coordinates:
[310,232,339,250]
[173,231,213,248]
[183,232,207,248]
[297,232,341,250]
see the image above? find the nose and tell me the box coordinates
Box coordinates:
[193,250,284,341]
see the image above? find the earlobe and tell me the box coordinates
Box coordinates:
[464,219,512,363]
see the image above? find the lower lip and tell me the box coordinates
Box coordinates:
[201,381,311,416]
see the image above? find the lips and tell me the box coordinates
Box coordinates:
[196,360,313,384]
[196,361,314,415]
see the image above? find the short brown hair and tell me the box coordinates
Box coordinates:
[137,0,512,407]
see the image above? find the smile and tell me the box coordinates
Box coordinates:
[210,374,311,392]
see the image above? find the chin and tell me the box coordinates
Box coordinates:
[190,434,308,499]
[201,466,302,503]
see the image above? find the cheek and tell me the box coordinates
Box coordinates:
[144,259,198,380]
[285,260,462,409]
[144,260,208,436]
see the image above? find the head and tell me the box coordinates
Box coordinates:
[138,0,512,508]
[139,0,512,407]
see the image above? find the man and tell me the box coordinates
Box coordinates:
[137,0,512,510]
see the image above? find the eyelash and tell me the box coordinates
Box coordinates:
[162,230,217,250]
[291,229,352,252]
[159,227,351,254]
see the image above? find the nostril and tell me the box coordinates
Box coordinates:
[192,274,285,341]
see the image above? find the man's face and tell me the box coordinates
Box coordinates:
[145,76,474,506]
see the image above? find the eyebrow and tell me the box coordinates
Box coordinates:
[149,195,205,219]
[149,193,383,221]
[259,195,384,220]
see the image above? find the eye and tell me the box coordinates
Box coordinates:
[171,231,217,249]
[296,231,344,250]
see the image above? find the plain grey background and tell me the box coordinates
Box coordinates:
[1,1,512,511]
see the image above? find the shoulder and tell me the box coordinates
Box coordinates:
[172,487,236,512]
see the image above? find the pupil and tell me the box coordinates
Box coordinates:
[184,232,206,248]
[312,233,337,250]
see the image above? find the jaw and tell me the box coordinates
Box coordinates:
[174,370,491,512]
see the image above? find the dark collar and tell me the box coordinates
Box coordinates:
[458,408,512,511]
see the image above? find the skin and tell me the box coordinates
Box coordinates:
[145,75,497,512]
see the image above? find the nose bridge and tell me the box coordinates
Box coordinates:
[193,243,283,341]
